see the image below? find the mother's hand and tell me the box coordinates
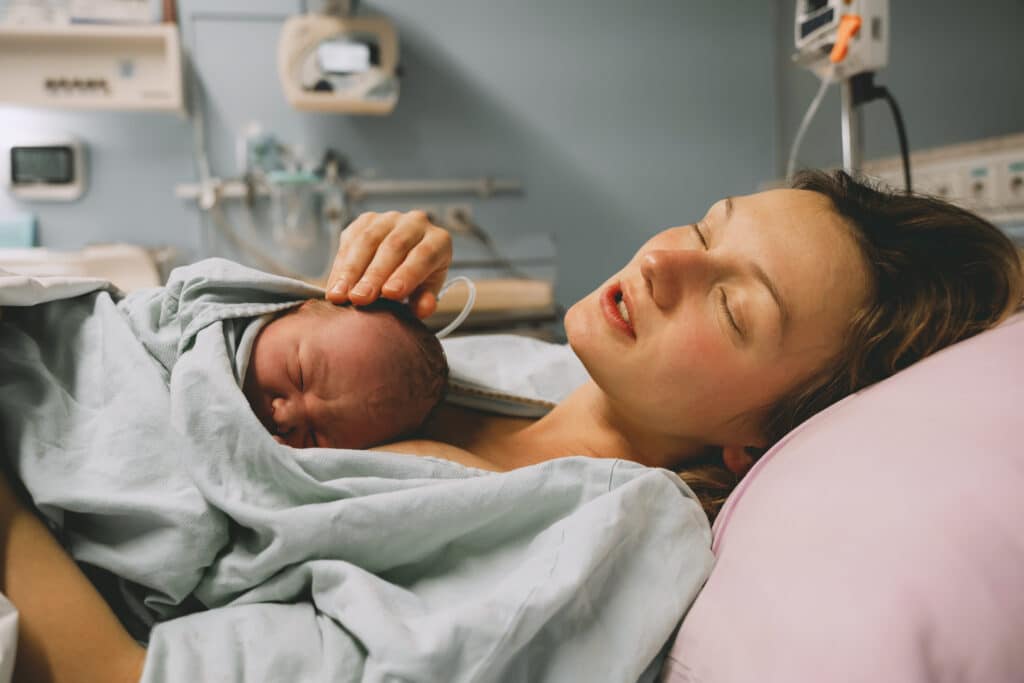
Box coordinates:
[325,210,453,319]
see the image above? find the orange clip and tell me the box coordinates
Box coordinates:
[829,14,862,63]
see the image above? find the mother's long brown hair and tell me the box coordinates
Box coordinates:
[679,169,1024,523]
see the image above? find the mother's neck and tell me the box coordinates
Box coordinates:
[491,380,708,471]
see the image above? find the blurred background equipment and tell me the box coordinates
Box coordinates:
[277,3,400,115]
[788,0,912,194]
[4,133,86,201]
[0,20,184,113]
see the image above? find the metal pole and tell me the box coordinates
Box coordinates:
[840,78,863,173]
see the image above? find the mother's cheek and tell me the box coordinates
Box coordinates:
[665,326,726,367]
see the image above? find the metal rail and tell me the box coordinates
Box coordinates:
[175,176,524,203]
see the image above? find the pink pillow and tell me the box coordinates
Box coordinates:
[663,312,1024,682]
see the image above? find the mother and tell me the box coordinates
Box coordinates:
[0,170,1019,683]
[329,170,1022,519]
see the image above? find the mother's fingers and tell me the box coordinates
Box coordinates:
[325,210,454,316]
[376,230,453,313]
[346,212,429,305]
[408,289,438,320]
[325,211,387,302]
[326,211,418,302]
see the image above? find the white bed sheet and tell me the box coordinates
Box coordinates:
[0,594,16,683]
[0,243,161,292]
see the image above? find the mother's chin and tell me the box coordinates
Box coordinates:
[563,289,623,396]
[563,291,598,361]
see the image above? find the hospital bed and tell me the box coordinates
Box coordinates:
[0,243,164,291]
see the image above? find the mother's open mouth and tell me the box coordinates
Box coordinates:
[602,283,635,339]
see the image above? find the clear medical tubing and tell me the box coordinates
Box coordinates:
[434,276,477,339]
[786,67,835,182]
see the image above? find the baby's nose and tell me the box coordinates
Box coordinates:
[271,397,300,431]
[270,397,308,447]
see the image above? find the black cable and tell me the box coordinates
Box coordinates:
[878,86,912,194]
[850,73,913,194]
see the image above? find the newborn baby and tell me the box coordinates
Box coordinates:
[243,298,448,449]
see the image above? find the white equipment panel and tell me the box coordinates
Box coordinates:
[0,23,184,114]
[864,132,1024,227]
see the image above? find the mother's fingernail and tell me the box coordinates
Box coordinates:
[329,278,348,295]
[351,280,372,297]
[382,278,404,295]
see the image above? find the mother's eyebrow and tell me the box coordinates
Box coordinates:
[752,262,789,337]
[722,195,789,338]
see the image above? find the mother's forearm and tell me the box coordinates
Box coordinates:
[0,469,145,683]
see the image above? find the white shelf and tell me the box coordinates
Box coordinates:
[0,23,185,114]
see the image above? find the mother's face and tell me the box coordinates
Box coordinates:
[564,189,870,450]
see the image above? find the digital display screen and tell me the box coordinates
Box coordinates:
[317,40,373,74]
[800,8,835,38]
[11,146,74,184]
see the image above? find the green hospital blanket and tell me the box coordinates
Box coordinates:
[0,260,713,682]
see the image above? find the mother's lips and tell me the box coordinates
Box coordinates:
[620,283,637,336]
[602,282,636,339]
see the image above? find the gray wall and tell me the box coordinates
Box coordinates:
[0,0,777,307]
[776,0,1024,173]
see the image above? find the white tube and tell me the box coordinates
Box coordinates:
[434,277,477,339]
[786,68,835,182]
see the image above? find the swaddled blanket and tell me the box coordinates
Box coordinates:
[0,260,713,683]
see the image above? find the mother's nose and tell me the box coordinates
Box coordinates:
[640,248,713,310]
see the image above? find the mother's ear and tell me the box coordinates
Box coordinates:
[722,445,756,477]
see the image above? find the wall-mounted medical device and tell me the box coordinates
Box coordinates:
[277,13,399,115]
[787,0,909,190]
[793,0,888,80]
[5,136,87,202]
[0,23,184,114]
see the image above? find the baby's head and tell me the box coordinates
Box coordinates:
[244,298,448,449]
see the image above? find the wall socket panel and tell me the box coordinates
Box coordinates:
[863,132,1024,225]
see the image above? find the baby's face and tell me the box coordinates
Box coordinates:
[243,302,418,449]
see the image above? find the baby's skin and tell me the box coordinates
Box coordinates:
[243,299,445,449]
